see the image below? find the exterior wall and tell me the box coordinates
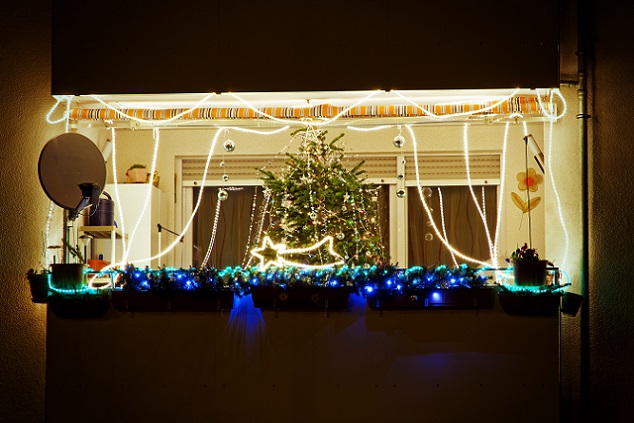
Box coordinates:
[587,1,634,421]
[0,2,54,422]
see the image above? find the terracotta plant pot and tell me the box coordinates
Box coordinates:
[513,260,548,286]
[50,263,86,290]
[127,167,147,183]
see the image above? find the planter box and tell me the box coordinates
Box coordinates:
[250,285,351,310]
[111,290,234,312]
[366,287,494,310]
[498,291,561,316]
[48,293,110,319]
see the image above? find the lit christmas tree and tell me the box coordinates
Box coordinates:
[257,127,387,268]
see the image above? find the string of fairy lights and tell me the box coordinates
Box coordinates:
[44,89,571,291]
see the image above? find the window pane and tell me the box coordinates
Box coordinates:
[407,185,497,267]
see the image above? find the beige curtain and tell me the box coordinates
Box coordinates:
[408,186,497,267]
[192,186,267,268]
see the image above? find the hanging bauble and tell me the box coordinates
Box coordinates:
[222,174,229,182]
[398,174,404,180]
[224,139,235,152]
[422,186,433,198]
[370,217,377,224]
[425,232,434,241]
[342,205,347,212]
[426,220,433,227]
[309,211,318,220]
[371,196,378,202]
[219,160,225,167]
[396,188,406,198]
[365,251,372,257]
[218,189,229,201]
[393,134,405,148]
[336,232,345,240]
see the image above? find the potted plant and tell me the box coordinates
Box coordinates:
[126,163,148,183]
[26,268,50,303]
[50,242,86,291]
[507,243,550,287]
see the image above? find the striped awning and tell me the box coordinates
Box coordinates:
[70,95,546,122]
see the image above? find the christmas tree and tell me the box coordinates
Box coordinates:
[257,127,386,268]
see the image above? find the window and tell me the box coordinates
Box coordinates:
[407,185,497,267]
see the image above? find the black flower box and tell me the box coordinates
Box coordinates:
[111,290,234,312]
[366,287,494,310]
[250,285,351,310]
[498,291,561,316]
[48,292,110,319]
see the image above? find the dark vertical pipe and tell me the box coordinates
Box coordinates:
[576,0,591,418]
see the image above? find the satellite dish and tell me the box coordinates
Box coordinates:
[38,133,106,220]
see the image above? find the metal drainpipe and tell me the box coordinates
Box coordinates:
[576,0,591,417]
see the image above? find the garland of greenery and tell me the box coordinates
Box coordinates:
[113,263,493,295]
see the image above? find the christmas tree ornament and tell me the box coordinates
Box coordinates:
[336,232,345,240]
[309,211,318,220]
[393,134,405,148]
[422,186,433,198]
[398,174,404,180]
[396,188,406,198]
[219,160,225,167]
[223,139,235,152]
[222,174,229,182]
[218,189,229,201]
[425,232,434,241]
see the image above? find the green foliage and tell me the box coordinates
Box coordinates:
[128,163,146,169]
[258,128,387,267]
[63,240,84,263]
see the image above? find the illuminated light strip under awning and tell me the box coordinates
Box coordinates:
[69,96,544,121]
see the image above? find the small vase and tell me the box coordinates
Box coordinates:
[513,260,548,286]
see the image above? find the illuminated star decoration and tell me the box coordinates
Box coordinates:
[250,235,345,270]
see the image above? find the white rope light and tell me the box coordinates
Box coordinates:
[201,196,222,268]
[547,120,571,283]
[535,88,567,120]
[86,93,217,125]
[406,124,491,267]
[392,88,520,120]
[463,124,495,260]
[491,122,512,267]
[228,91,381,127]
[110,128,128,256]
[437,187,458,267]
[121,128,161,264]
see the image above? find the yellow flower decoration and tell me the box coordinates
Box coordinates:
[516,167,543,192]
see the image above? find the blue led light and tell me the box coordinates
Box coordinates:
[365,286,374,293]
[430,291,442,302]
